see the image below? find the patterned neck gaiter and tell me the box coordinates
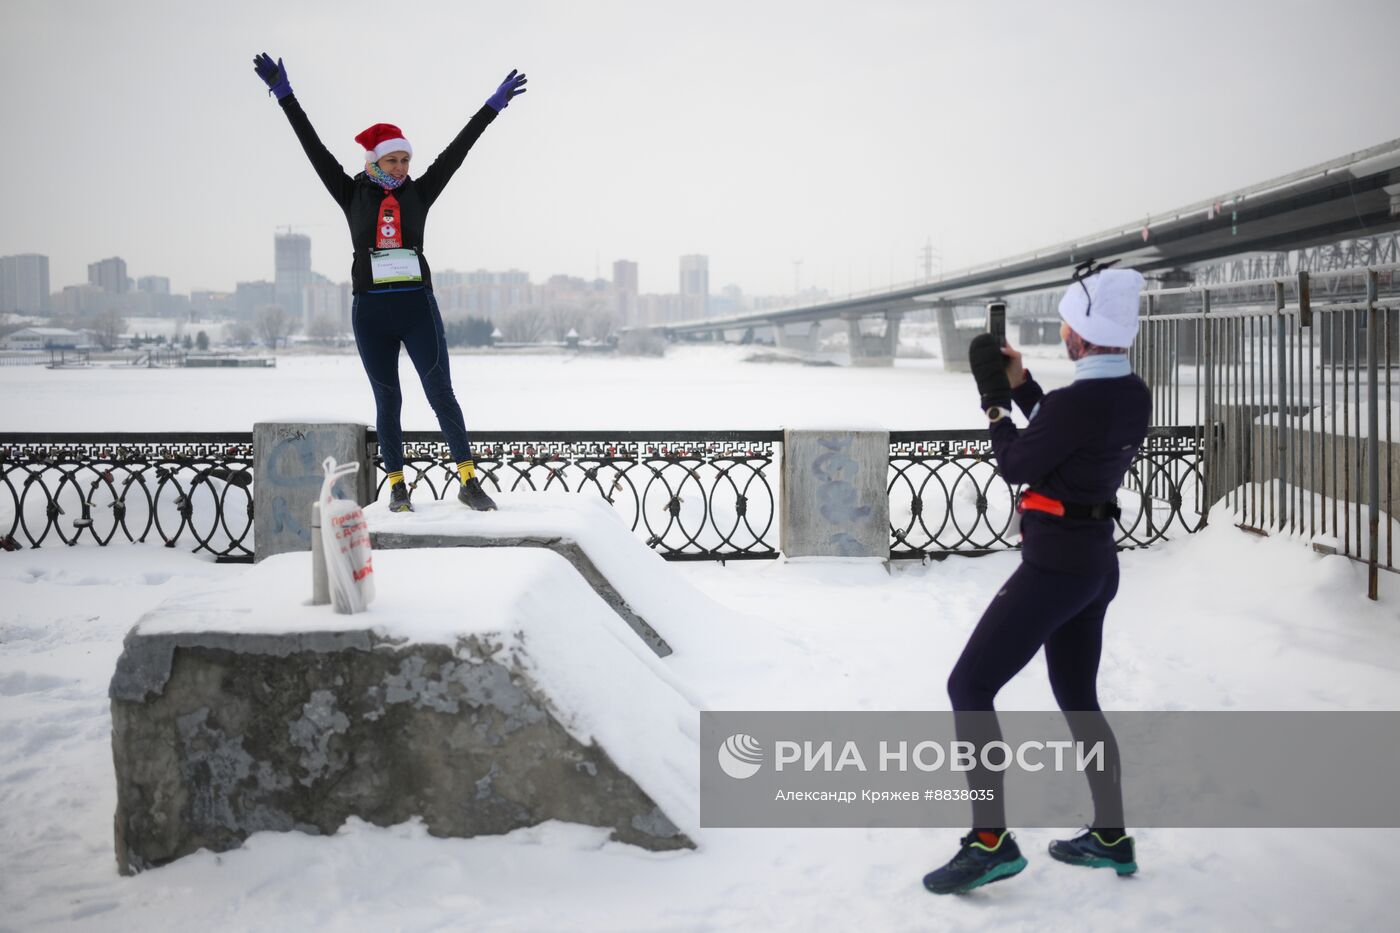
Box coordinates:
[366,161,408,190]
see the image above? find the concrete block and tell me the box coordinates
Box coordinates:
[110,628,692,874]
[253,422,372,562]
[781,429,890,559]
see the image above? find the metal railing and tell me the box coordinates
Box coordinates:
[1135,264,1399,598]
[4,425,1208,564]
[372,431,781,561]
[888,426,1207,559]
[0,434,255,560]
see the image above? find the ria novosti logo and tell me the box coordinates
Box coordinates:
[717,733,764,779]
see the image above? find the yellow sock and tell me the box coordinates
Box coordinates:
[388,470,405,488]
[457,460,476,483]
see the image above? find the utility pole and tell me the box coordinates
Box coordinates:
[793,259,803,298]
[917,238,941,279]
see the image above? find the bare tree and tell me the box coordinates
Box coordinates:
[545,306,584,343]
[256,305,297,351]
[93,310,127,351]
[581,310,619,342]
[228,322,254,347]
[306,315,341,344]
[500,308,549,343]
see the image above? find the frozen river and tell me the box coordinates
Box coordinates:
[0,343,1082,434]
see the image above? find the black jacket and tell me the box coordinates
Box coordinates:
[278,94,497,295]
[991,372,1152,575]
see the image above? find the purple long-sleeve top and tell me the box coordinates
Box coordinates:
[989,358,1152,574]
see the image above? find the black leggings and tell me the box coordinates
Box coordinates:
[947,561,1125,829]
[351,288,472,474]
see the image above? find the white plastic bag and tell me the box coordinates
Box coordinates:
[318,457,375,614]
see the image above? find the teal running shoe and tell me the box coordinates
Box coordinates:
[923,830,1028,895]
[1048,829,1138,875]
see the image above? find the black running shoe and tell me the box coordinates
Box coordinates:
[923,830,1027,895]
[388,482,413,513]
[1048,829,1137,875]
[457,477,498,511]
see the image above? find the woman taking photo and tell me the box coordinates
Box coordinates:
[252,51,527,512]
[923,262,1151,895]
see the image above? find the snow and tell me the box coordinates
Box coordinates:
[2,345,1399,930]
[0,344,1079,434]
[2,514,1399,930]
[364,494,798,675]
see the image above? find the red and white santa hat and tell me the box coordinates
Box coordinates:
[354,123,413,163]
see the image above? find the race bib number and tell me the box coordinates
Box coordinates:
[369,248,423,285]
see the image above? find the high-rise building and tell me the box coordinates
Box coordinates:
[190,290,234,317]
[88,256,129,294]
[304,274,351,334]
[613,260,639,324]
[679,254,709,320]
[274,232,312,320]
[234,280,276,321]
[53,284,111,317]
[137,275,171,294]
[0,253,50,313]
[435,269,534,319]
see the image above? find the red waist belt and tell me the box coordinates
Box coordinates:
[1018,490,1121,521]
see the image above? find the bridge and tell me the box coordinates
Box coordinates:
[650,135,1400,365]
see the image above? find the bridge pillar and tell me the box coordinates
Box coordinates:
[934,302,975,372]
[1017,318,1061,346]
[844,312,902,367]
[774,321,823,353]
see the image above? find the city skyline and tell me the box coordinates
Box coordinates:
[1,234,745,332]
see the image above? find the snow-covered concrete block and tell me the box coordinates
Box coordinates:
[367,495,691,657]
[108,549,700,875]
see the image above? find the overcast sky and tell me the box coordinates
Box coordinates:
[3,0,1397,297]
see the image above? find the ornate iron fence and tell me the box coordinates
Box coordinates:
[1,426,1209,564]
[372,431,782,561]
[0,433,255,561]
[888,426,1207,559]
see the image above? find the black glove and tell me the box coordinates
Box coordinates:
[968,333,1011,411]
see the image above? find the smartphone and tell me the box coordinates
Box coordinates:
[985,301,1007,345]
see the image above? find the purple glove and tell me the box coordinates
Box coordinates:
[486,69,528,112]
[252,52,292,101]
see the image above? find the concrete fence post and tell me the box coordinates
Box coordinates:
[253,422,373,562]
[781,429,891,559]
